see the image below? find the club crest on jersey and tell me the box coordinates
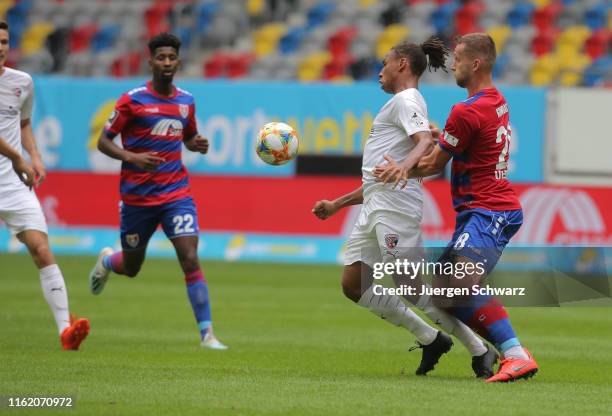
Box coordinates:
[14,88,22,97]
[179,104,189,119]
[410,112,425,128]
[125,233,140,248]
[105,110,118,128]
[385,233,399,249]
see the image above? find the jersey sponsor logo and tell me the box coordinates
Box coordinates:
[105,110,118,128]
[443,131,459,147]
[151,119,184,137]
[515,188,606,244]
[179,104,189,119]
[125,233,140,248]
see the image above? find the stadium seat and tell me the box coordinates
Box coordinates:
[110,51,142,78]
[349,56,377,80]
[298,51,331,81]
[487,25,513,54]
[584,30,610,60]
[306,3,335,30]
[69,23,99,53]
[493,53,510,79]
[328,26,358,56]
[0,0,15,20]
[247,0,265,17]
[530,53,559,85]
[6,0,33,48]
[227,53,256,79]
[430,1,459,33]
[507,2,535,28]
[532,3,562,32]
[20,21,54,56]
[582,56,612,86]
[279,27,308,55]
[376,24,409,59]
[91,25,120,53]
[203,53,230,78]
[253,23,287,57]
[323,52,354,80]
[196,1,219,34]
[584,4,608,30]
[531,29,557,56]
[455,2,484,36]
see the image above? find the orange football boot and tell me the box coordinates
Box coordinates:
[60,315,90,351]
[486,348,538,382]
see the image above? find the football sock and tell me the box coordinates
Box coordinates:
[358,285,437,345]
[102,251,125,275]
[39,264,70,334]
[450,294,528,360]
[415,286,487,356]
[185,269,212,338]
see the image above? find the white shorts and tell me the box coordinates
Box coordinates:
[344,209,423,268]
[0,185,48,236]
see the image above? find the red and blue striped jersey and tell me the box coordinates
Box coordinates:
[103,81,198,206]
[438,88,521,213]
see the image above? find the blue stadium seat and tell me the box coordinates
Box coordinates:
[196,1,220,34]
[306,3,335,30]
[91,25,120,53]
[582,56,612,86]
[6,0,33,48]
[279,28,307,55]
[493,53,510,79]
[506,2,535,29]
[584,4,608,30]
[430,1,459,34]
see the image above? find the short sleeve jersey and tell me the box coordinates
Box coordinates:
[438,88,521,212]
[103,81,198,206]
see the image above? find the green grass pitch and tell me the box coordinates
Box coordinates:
[1,254,611,415]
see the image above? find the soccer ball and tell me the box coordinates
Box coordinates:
[255,122,299,166]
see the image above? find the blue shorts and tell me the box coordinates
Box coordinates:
[120,197,199,250]
[440,208,523,274]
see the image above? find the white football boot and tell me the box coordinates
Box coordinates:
[89,247,114,295]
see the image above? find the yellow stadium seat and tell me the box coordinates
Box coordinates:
[376,24,409,59]
[253,23,287,57]
[557,52,591,71]
[0,0,15,20]
[247,0,264,16]
[20,22,55,55]
[298,52,331,81]
[530,54,559,85]
[530,67,555,86]
[330,75,354,83]
[559,71,582,87]
[487,25,512,54]
[359,0,379,7]
[608,11,612,31]
[529,0,551,8]
[557,25,591,49]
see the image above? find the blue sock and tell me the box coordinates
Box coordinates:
[185,270,212,338]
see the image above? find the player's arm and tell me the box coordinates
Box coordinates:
[410,144,451,177]
[182,102,209,154]
[20,118,45,186]
[98,95,164,171]
[312,186,363,220]
[0,136,35,188]
[373,130,434,188]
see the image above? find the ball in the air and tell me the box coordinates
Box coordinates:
[255,122,299,166]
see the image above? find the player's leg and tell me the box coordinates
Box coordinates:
[1,188,89,350]
[380,213,495,377]
[162,198,227,350]
[89,203,157,294]
[436,210,538,381]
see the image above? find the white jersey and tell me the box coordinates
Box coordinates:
[0,67,34,188]
[362,88,430,218]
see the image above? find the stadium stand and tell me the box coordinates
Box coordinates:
[0,0,609,86]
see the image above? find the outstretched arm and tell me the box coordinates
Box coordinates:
[312,186,363,220]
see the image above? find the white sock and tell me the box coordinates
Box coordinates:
[40,264,70,334]
[503,345,529,360]
[415,285,487,357]
[358,285,437,345]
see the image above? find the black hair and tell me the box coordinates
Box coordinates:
[0,20,8,31]
[392,36,449,76]
[148,32,181,56]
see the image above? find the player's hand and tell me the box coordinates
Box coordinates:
[185,135,209,154]
[12,156,35,189]
[312,200,338,220]
[430,123,441,143]
[30,155,46,187]
[129,151,165,171]
[373,154,410,189]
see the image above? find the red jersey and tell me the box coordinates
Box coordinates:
[438,87,521,212]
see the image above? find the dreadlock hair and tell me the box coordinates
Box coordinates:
[148,32,181,56]
[391,36,449,76]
